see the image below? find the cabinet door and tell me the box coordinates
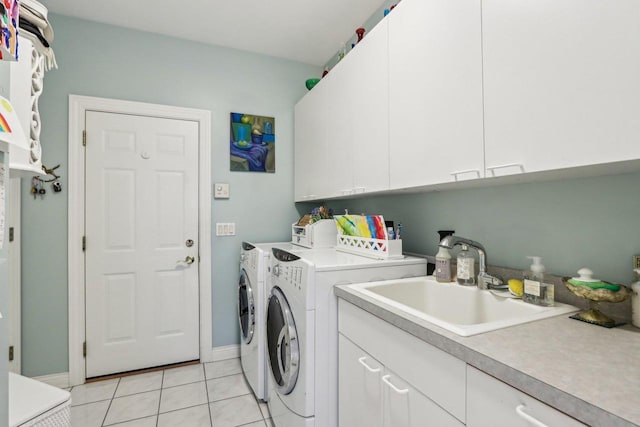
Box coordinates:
[388,0,484,188]
[482,0,640,177]
[339,334,383,427]
[326,20,390,197]
[349,20,390,195]
[294,79,329,201]
[382,368,464,427]
[324,65,355,197]
[467,366,586,427]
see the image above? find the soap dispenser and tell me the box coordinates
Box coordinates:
[522,256,554,306]
[456,244,475,286]
[435,230,455,283]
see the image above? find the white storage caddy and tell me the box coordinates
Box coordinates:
[9,373,71,427]
[334,215,404,260]
[291,218,337,248]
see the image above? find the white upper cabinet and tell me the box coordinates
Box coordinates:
[482,0,640,177]
[388,0,484,188]
[295,19,389,201]
[294,78,329,201]
[324,66,356,197]
[325,19,390,197]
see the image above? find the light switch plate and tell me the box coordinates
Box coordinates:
[216,222,236,236]
[214,183,230,199]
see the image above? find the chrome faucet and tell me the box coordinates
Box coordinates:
[438,235,505,290]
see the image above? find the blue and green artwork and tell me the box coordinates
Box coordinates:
[230,112,275,173]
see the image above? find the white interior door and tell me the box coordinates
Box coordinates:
[85,111,200,378]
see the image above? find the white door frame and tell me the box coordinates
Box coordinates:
[68,95,212,386]
[8,178,21,374]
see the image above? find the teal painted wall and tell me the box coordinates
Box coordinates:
[328,172,640,286]
[19,13,640,379]
[21,14,320,376]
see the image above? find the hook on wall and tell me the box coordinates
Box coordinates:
[34,164,61,183]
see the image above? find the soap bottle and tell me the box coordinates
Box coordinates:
[632,269,640,328]
[435,230,455,283]
[522,256,554,306]
[457,244,475,286]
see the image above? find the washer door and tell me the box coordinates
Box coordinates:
[238,269,255,344]
[266,286,300,395]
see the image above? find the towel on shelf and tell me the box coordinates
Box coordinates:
[336,215,388,240]
[18,0,57,70]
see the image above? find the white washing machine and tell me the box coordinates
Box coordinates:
[266,247,427,426]
[239,241,310,402]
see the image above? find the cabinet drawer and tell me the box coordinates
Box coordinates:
[339,300,466,422]
[467,366,586,427]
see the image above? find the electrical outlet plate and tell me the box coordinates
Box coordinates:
[216,222,236,236]
[634,255,640,270]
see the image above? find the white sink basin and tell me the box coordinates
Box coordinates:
[347,276,578,336]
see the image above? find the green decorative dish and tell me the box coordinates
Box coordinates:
[305,78,320,90]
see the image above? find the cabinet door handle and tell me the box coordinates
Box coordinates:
[353,187,366,194]
[515,404,548,427]
[357,357,381,373]
[450,169,481,181]
[486,163,525,176]
[340,189,354,195]
[382,375,409,395]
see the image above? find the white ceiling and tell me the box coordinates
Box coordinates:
[38,0,387,66]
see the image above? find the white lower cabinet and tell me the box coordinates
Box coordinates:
[338,300,466,426]
[338,299,587,427]
[467,366,586,427]
[339,334,463,427]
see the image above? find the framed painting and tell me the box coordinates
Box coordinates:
[230,112,275,173]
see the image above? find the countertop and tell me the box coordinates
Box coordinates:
[335,285,640,427]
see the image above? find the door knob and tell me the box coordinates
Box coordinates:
[178,256,195,265]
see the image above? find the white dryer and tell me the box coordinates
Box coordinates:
[266,248,427,426]
[239,241,308,401]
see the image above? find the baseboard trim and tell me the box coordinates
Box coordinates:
[32,372,70,389]
[207,345,240,362]
[31,349,237,388]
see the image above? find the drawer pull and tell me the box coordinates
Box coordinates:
[515,404,548,427]
[450,169,481,181]
[486,163,525,176]
[357,357,381,373]
[382,375,408,395]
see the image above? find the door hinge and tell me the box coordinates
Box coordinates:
[82,130,87,146]
[8,346,13,362]
[82,236,86,252]
[83,342,87,358]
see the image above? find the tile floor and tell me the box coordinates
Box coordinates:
[69,358,273,427]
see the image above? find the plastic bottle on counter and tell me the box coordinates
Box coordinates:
[632,269,640,328]
[457,244,475,286]
[435,230,455,283]
[522,256,554,306]
[385,220,395,240]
